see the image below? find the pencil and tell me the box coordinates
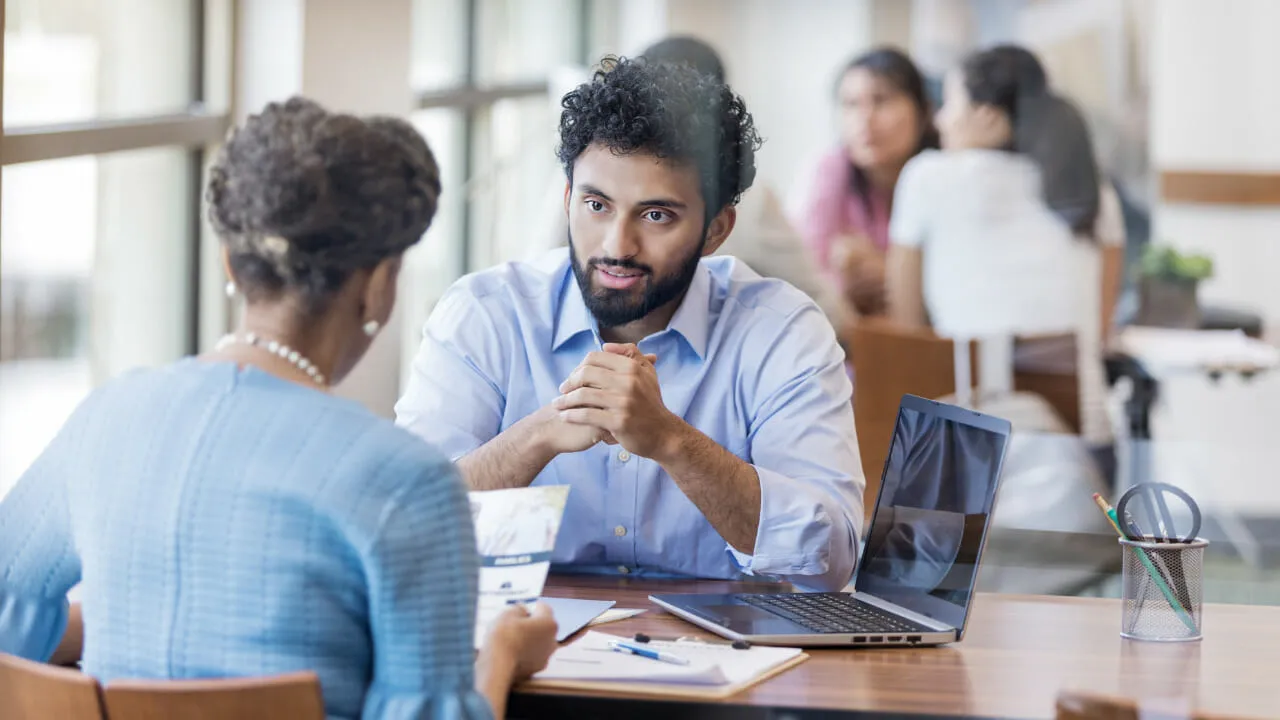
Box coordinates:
[1092,493,1127,536]
[1092,494,1198,633]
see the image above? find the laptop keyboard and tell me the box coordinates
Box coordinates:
[737,593,934,635]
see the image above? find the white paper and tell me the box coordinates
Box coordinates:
[469,486,570,649]
[586,608,648,627]
[534,631,803,687]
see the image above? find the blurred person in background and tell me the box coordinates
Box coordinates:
[0,97,555,720]
[884,45,1091,381]
[887,44,1120,485]
[537,36,855,340]
[883,46,1116,593]
[988,43,1125,485]
[796,47,939,317]
[990,44,1125,341]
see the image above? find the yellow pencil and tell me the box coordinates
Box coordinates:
[1092,494,1126,536]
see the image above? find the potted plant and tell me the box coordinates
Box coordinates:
[1135,245,1214,329]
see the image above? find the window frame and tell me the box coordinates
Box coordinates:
[413,0,591,276]
[0,0,232,356]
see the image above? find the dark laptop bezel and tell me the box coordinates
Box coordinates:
[852,394,1011,639]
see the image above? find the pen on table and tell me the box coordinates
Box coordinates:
[609,640,691,666]
[633,632,751,650]
[1091,493,1198,632]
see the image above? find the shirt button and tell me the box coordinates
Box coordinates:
[617,565,631,575]
[618,450,631,462]
[614,525,627,537]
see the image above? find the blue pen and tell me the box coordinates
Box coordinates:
[609,640,691,666]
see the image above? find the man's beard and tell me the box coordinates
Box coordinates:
[569,230,705,329]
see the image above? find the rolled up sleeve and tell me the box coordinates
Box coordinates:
[726,305,865,591]
[0,593,69,662]
[395,286,508,460]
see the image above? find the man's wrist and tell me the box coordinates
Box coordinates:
[520,408,559,464]
[650,415,694,467]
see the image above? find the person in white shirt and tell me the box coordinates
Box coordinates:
[983,44,1125,482]
[883,46,1120,593]
[885,45,1121,459]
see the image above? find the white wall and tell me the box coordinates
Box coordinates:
[727,0,873,203]
[1144,0,1280,519]
[1150,0,1280,336]
[1151,1,1280,171]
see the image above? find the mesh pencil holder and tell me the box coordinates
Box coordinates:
[1120,537,1207,642]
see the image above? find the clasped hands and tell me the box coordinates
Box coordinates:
[540,342,684,461]
[831,233,886,316]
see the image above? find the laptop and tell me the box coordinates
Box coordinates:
[651,394,1011,647]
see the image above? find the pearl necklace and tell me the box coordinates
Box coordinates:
[215,332,328,387]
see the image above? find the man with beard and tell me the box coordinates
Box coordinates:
[396,56,863,591]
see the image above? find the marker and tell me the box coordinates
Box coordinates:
[609,640,690,666]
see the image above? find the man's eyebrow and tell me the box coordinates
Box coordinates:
[578,184,614,202]
[638,198,687,210]
[578,184,688,210]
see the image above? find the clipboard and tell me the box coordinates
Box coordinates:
[520,631,809,700]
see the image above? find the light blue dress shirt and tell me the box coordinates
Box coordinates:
[396,250,865,591]
[0,360,492,720]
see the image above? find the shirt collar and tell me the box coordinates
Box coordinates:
[552,269,599,351]
[552,260,713,360]
[664,261,711,359]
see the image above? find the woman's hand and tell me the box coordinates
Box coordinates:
[834,234,887,316]
[476,603,559,717]
[486,603,558,679]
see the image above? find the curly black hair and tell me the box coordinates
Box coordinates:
[207,96,441,312]
[557,56,761,222]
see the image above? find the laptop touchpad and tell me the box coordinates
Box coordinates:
[703,603,795,632]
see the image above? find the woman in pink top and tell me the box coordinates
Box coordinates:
[799,48,938,316]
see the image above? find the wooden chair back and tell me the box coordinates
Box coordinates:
[849,321,1081,523]
[849,321,971,521]
[102,671,324,720]
[0,651,105,720]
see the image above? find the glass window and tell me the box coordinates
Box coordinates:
[401,110,467,388]
[467,95,563,270]
[3,0,198,126]
[410,0,468,91]
[475,0,582,85]
[0,148,194,497]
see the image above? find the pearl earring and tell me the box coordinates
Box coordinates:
[362,320,381,338]
[225,281,237,298]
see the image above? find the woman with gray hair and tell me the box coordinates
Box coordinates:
[0,97,555,720]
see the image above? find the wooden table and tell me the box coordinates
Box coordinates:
[510,576,1280,719]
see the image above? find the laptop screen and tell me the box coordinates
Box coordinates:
[854,395,1010,633]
